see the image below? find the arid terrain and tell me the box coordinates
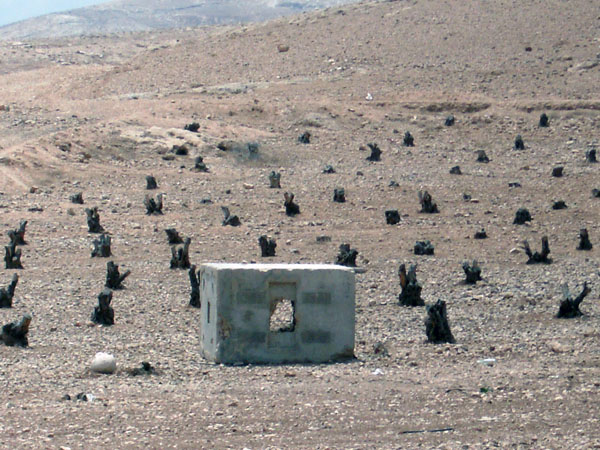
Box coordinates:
[0,0,599,448]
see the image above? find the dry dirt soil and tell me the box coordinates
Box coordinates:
[0,0,600,448]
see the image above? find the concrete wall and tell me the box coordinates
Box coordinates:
[199,263,355,364]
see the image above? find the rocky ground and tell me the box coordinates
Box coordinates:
[0,0,599,448]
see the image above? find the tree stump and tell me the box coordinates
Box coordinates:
[385,210,401,225]
[414,240,434,255]
[189,265,200,308]
[557,282,591,318]
[445,115,455,126]
[298,131,311,144]
[165,228,183,244]
[91,288,114,325]
[398,263,424,307]
[4,241,23,269]
[552,200,567,210]
[184,122,200,132]
[1,314,32,347]
[333,188,346,203]
[462,260,482,284]
[449,165,462,175]
[552,166,564,177]
[474,228,487,239]
[476,150,489,163]
[7,220,27,246]
[366,143,381,162]
[425,300,455,344]
[336,243,358,267]
[170,238,191,269]
[269,171,281,188]
[221,206,241,226]
[91,234,112,258]
[284,193,300,216]
[70,192,84,204]
[146,175,158,190]
[0,274,18,308]
[323,165,336,174]
[259,235,277,257]
[577,228,592,251]
[85,207,104,233]
[586,149,597,163]
[403,131,414,147]
[513,208,532,224]
[193,156,209,172]
[514,135,525,150]
[539,113,549,127]
[522,236,551,264]
[144,194,163,215]
[419,191,439,213]
[105,261,131,290]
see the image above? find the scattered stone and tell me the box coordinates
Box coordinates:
[513,208,532,225]
[373,341,389,356]
[403,131,415,147]
[193,156,209,172]
[508,182,522,188]
[425,300,455,344]
[70,192,84,204]
[146,175,158,190]
[514,135,525,150]
[105,261,130,290]
[449,165,462,175]
[333,188,346,203]
[144,193,164,215]
[284,192,300,216]
[91,234,111,258]
[298,131,311,144]
[385,210,401,225]
[189,265,200,308]
[277,44,290,53]
[593,189,600,198]
[0,314,31,347]
[577,228,593,251]
[258,235,277,257]
[336,243,358,267]
[398,263,424,307]
[221,206,241,226]
[389,180,399,187]
[7,220,27,246]
[0,274,18,308]
[184,122,200,132]
[4,241,23,269]
[165,228,183,244]
[129,361,157,376]
[316,235,331,243]
[552,166,564,177]
[269,171,281,188]
[586,149,597,163]
[323,165,336,174]
[539,113,549,127]
[172,144,189,156]
[162,154,176,161]
[445,115,455,126]
[462,260,482,284]
[366,143,381,162]
[557,282,591,318]
[552,200,567,210]
[414,240,434,256]
[418,191,439,213]
[522,236,551,264]
[476,150,489,163]
[463,193,472,202]
[85,207,104,233]
[90,352,116,373]
[91,289,114,326]
[474,228,487,239]
[171,238,191,269]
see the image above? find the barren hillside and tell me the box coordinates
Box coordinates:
[0,0,599,448]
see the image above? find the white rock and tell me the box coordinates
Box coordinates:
[91,352,116,374]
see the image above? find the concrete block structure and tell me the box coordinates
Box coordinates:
[199,263,355,364]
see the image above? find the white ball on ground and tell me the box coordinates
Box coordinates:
[91,352,116,374]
